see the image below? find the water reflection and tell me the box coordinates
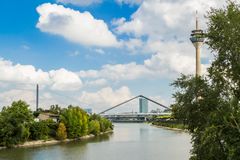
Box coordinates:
[0,123,191,160]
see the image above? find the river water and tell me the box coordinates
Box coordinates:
[0,123,192,160]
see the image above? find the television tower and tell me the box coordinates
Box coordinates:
[190,11,205,76]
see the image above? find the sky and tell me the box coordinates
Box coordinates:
[0,0,227,113]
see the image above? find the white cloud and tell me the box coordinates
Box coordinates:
[0,58,83,91]
[79,70,99,78]
[57,0,102,6]
[0,58,50,85]
[79,41,210,82]
[123,38,144,53]
[36,3,119,47]
[78,86,132,112]
[115,0,225,39]
[85,78,107,87]
[79,62,152,81]
[111,17,126,26]
[0,89,35,109]
[49,68,83,91]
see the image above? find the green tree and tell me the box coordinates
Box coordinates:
[0,100,33,147]
[88,120,100,136]
[56,122,67,140]
[172,2,240,159]
[89,114,113,132]
[60,106,89,138]
[49,104,62,114]
[29,121,50,140]
[99,118,112,132]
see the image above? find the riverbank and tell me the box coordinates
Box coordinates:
[151,121,188,132]
[152,124,188,132]
[0,130,113,150]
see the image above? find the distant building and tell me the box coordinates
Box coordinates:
[36,113,59,122]
[139,98,148,113]
[84,108,92,114]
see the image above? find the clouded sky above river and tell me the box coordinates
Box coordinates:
[0,0,227,112]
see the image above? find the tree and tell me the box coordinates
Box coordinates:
[49,104,62,114]
[56,122,67,140]
[0,100,33,147]
[172,2,240,159]
[60,106,89,138]
[29,121,50,140]
[89,114,113,132]
[88,120,100,136]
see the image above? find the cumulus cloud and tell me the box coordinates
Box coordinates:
[0,58,50,84]
[49,68,83,91]
[0,89,36,110]
[78,86,132,112]
[85,78,107,87]
[123,38,144,53]
[79,42,210,82]
[109,0,217,78]
[79,62,152,81]
[57,0,102,6]
[115,0,225,39]
[36,3,119,47]
[0,58,83,91]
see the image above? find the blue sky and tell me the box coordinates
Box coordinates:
[0,0,226,113]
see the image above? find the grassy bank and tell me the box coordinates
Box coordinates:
[152,121,186,130]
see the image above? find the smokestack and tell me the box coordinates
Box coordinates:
[36,84,39,111]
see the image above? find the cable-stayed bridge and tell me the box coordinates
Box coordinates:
[99,95,171,122]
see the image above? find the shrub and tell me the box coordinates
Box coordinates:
[56,122,67,140]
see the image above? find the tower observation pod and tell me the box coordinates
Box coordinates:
[190,11,205,76]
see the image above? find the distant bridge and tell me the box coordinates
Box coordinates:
[99,95,169,115]
[103,112,171,123]
[99,95,170,122]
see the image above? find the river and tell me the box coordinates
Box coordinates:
[0,123,192,160]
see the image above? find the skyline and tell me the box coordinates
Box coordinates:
[0,0,226,112]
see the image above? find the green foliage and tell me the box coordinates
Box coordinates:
[56,122,67,140]
[60,106,89,138]
[89,113,101,121]
[0,100,33,147]
[99,118,112,132]
[33,111,40,118]
[0,101,113,147]
[207,1,240,99]
[89,114,113,132]
[88,120,100,135]
[172,2,240,159]
[29,121,50,140]
[45,119,58,138]
[49,105,62,114]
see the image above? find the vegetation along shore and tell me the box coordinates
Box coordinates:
[0,100,113,149]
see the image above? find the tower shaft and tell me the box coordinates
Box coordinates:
[196,43,201,76]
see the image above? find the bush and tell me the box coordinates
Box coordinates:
[29,121,50,140]
[56,122,67,140]
[89,120,100,136]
